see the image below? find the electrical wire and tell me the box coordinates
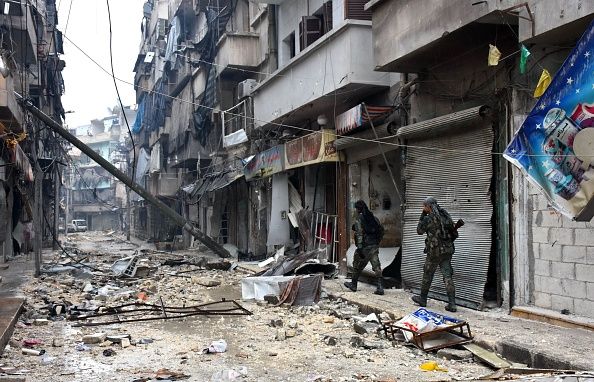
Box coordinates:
[25,0,589,159]
[106,0,136,184]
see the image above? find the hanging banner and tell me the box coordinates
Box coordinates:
[244,145,284,180]
[11,143,34,182]
[335,104,393,135]
[504,21,594,219]
[284,130,339,170]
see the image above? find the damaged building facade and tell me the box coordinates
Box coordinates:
[130,0,594,320]
[0,0,67,268]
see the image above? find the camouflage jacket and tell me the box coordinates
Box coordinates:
[417,213,455,257]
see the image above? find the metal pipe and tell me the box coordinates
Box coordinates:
[16,93,230,258]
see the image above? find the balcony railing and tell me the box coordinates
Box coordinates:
[222,99,253,148]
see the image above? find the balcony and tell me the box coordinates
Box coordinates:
[0,3,38,65]
[252,20,388,129]
[215,32,261,78]
[0,74,23,132]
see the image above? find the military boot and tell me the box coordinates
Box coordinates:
[411,295,427,307]
[344,270,360,292]
[374,277,384,295]
[445,293,457,312]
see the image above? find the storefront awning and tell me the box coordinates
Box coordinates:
[335,104,393,135]
[188,167,244,199]
[244,145,284,181]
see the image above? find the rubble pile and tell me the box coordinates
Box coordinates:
[0,233,496,381]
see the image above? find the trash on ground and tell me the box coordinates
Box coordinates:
[419,361,448,372]
[203,339,227,354]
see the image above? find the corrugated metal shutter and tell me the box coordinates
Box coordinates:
[345,0,371,21]
[401,123,494,310]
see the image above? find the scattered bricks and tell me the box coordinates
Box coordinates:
[274,329,286,341]
[539,243,562,261]
[121,338,131,348]
[322,316,335,324]
[548,228,574,246]
[353,321,379,336]
[82,333,107,344]
[436,348,473,361]
[532,227,549,244]
[550,295,574,313]
[551,262,575,279]
[52,338,64,347]
[562,246,587,263]
[534,259,551,276]
[285,329,297,338]
[576,264,594,282]
[33,319,49,326]
[561,279,587,299]
[574,229,594,246]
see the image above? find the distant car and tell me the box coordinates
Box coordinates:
[67,219,88,233]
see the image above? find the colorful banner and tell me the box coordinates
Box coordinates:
[244,145,284,180]
[284,130,339,170]
[504,21,594,219]
[335,104,393,135]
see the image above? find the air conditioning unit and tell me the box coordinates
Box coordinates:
[237,79,258,100]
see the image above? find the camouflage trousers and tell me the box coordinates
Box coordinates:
[353,245,382,278]
[420,253,455,297]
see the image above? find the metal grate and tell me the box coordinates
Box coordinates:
[311,212,338,262]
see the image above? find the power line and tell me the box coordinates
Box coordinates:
[105,0,136,184]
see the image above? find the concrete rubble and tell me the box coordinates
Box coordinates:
[0,232,592,381]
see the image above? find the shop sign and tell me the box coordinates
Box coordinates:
[285,130,339,170]
[244,145,284,180]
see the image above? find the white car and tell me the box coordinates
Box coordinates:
[67,220,88,232]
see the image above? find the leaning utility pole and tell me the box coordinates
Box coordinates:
[17,93,230,258]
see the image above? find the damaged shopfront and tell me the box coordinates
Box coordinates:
[334,103,403,285]
[243,131,342,260]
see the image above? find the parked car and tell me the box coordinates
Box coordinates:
[67,219,88,233]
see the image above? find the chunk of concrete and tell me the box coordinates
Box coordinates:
[436,348,473,361]
[82,333,106,344]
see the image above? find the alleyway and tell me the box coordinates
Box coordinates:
[0,232,592,381]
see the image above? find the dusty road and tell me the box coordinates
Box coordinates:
[0,232,498,381]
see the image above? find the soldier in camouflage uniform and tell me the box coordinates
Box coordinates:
[344,200,385,295]
[411,197,458,312]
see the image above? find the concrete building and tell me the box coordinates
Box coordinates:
[0,0,67,263]
[366,0,594,318]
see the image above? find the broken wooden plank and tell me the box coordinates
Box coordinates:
[463,343,512,369]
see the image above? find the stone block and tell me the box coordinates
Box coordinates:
[575,229,594,246]
[534,276,563,294]
[532,243,540,259]
[561,279,587,299]
[551,262,575,279]
[574,299,594,317]
[550,294,574,312]
[548,228,574,245]
[576,264,594,282]
[534,276,562,294]
[539,243,561,261]
[586,247,594,265]
[532,227,549,244]
[562,218,588,229]
[436,348,473,360]
[534,259,550,276]
[533,292,552,309]
[539,211,563,227]
[83,333,106,344]
[562,246,586,263]
[587,283,594,300]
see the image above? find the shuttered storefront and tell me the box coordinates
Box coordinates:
[400,114,494,310]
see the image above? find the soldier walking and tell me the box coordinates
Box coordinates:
[344,200,385,295]
[411,197,460,312]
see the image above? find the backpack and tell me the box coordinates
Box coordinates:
[363,215,384,244]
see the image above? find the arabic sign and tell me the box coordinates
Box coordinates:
[335,104,393,135]
[284,130,339,170]
[244,145,284,180]
[504,21,594,219]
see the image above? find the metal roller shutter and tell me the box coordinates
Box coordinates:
[401,123,494,310]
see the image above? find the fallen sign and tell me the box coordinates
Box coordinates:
[68,299,251,327]
[379,308,473,352]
